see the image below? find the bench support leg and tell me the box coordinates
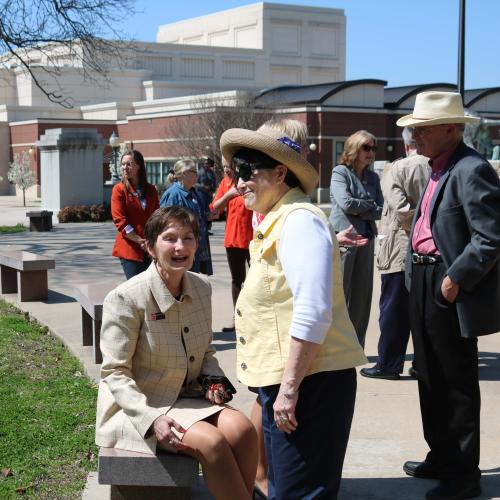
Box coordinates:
[110,485,191,500]
[0,265,17,294]
[82,308,93,346]
[17,270,48,301]
[93,319,103,364]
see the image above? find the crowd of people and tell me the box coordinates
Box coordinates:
[101,91,500,500]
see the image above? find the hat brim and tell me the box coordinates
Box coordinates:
[220,128,319,195]
[397,114,481,127]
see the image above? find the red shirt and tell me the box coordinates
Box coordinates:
[111,182,159,262]
[210,176,253,249]
[412,147,455,255]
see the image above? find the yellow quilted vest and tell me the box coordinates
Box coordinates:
[235,188,367,387]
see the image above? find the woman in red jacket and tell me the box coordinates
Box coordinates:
[210,159,253,331]
[111,150,159,279]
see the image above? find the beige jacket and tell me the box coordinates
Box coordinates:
[377,153,430,274]
[235,187,367,387]
[95,263,224,454]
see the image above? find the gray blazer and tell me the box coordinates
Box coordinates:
[406,142,500,337]
[329,164,383,237]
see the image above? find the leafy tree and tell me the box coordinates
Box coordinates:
[0,0,136,108]
[165,93,272,179]
[7,151,36,206]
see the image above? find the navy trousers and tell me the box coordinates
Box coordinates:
[258,369,356,500]
[377,271,411,374]
[119,255,150,280]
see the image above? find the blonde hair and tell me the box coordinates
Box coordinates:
[259,118,308,152]
[167,159,196,184]
[340,130,376,167]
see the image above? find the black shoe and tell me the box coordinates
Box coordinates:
[360,366,400,380]
[408,366,418,378]
[253,484,268,500]
[403,460,446,479]
[426,478,481,499]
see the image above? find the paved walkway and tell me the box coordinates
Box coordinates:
[1,196,499,499]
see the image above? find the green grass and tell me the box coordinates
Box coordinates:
[0,300,98,499]
[0,224,27,234]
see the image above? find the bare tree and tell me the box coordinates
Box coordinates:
[165,93,273,178]
[0,0,136,108]
[8,151,36,206]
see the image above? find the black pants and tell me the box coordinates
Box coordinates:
[409,261,480,478]
[258,370,356,500]
[377,271,411,374]
[225,247,250,306]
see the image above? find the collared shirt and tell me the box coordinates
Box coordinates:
[412,146,456,254]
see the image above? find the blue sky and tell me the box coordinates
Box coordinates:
[123,0,500,89]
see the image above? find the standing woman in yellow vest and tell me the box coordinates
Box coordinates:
[220,123,367,500]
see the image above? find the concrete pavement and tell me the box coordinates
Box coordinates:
[1,196,499,500]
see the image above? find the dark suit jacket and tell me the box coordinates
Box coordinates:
[406,141,500,337]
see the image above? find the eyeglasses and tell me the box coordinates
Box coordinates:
[235,162,276,182]
[361,144,377,152]
[185,169,198,174]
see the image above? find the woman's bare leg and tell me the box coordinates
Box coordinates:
[251,397,268,495]
[181,417,253,500]
[208,408,258,493]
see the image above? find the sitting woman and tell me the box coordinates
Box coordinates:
[95,206,257,500]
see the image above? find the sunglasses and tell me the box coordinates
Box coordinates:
[361,144,377,152]
[235,162,276,182]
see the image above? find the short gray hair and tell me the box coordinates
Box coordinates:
[402,127,416,146]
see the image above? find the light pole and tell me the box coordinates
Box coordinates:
[109,131,121,184]
[458,0,466,98]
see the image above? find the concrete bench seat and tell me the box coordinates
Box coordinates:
[26,210,53,232]
[98,447,198,500]
[72,282,118,364]
[0,250,55,301]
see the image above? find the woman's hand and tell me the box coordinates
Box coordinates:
[337,225,369,247]
[153,415,191,451]
[273,386,298,434]
[205,383,230,405]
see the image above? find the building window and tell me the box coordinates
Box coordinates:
[334,140,345,165]
[146,161,175,186]
[146,162,161,185]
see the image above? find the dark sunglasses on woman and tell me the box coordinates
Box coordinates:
[361,144,377,152]
[235,162,276,182]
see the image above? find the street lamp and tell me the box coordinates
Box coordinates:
[109,131,121,184]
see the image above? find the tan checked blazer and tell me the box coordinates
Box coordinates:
[95,263,224,455]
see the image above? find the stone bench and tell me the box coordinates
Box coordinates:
[0,250,55,302]
[98,447,198,500]
[26,210,53,232]
[72,282,118,365]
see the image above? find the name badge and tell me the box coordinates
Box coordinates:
[151,312,165,320]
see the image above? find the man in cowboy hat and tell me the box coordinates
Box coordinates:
[397,91,500,499]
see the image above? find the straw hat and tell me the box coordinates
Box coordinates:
[396,91,480,127]
[220,125,319,195]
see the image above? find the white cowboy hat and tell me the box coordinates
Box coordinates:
[220,125,319,195]
[396,91,480,127]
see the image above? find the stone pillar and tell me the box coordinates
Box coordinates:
[37,128,106,212]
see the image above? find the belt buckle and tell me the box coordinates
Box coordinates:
[412,253,422,265]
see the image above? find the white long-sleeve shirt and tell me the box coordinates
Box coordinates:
[278,209,333,344]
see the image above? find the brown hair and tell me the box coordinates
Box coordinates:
[144,206,199,250]
[121,149,148,192]
[340,130,376,167]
